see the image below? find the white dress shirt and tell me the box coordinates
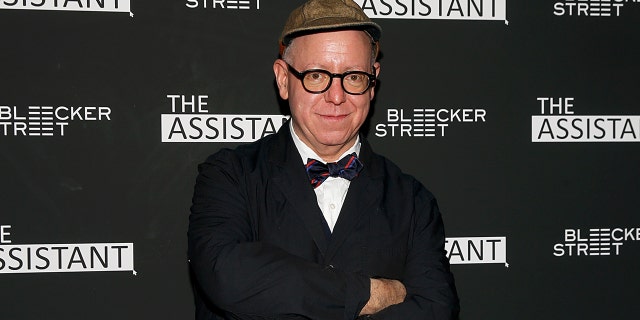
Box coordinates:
[290,122,361,232]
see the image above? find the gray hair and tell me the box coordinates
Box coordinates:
[281,34,379,68]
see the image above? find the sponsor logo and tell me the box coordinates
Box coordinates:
[531,97,640,142]
[553,227,639,256]
[554,0,640,17]
[356,0,508,23]
[185,0,260,10]
[374,107,487,138]
[0,105,112,137]
[161,94,288,143]
[445,236,508,266]
[0,225,135,274]
[0,0,132,15]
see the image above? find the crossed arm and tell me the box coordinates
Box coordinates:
[188,153,458,319]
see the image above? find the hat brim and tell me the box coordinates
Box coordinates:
[281,19,381,45]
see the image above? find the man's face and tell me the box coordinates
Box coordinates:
[274,30,380,160]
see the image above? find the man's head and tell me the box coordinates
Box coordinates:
[273,0,382,160]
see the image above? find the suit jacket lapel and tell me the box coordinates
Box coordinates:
[268,125,330,257]
[325,139,383,263]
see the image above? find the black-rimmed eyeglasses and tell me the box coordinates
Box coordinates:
[286,62,377,95]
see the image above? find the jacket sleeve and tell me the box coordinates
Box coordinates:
[373,182,460,320]
[188,150,370,320]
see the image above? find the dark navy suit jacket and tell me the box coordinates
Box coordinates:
[188,122,459,319]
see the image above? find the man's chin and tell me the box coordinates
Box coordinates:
[315,134,357,148]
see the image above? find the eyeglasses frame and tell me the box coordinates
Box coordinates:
[285,62,377,95]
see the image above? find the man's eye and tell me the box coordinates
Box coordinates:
[348,74,363,82]
[306,72,326,83]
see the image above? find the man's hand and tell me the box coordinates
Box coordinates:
[359,278,407,315]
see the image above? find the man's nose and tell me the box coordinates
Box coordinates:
[324,77,347,105]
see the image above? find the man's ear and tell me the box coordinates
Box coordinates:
[273,59,289,100]
[370,61,381,100]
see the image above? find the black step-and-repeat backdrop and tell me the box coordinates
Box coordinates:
[1,1,639,319]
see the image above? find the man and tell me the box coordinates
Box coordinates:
[188,0,460,319]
